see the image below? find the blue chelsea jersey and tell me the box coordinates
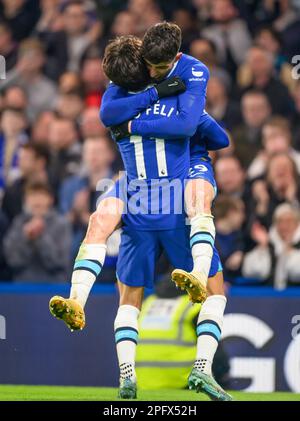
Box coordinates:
[99,54,230,230]
[115,94,190,231]
[117,96,190,182]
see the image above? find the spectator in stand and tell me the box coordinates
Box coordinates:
[206,76,242,130]
[0,0,40,42]
[291,80,300,150]
[109,10,138,38]
[81,56,107,108]
[254,26,296,94]
[35,0,63,32]
[4,182,71,283]
[59,136,118,281]
[171,8,199,53]
[250,153,300,230]
[34,0,65,80]
[233,90,272,168]
[31,110,55,146]
[265,0,300,61]
[37,0,102,77]
[248,116,300,180]
[2,85,27,111]
[0,210,11,280]
[0,21,18,72]
[2,143,49,223]
[189,38,231,90]
[79,107,108,139]
[47,117,82,192]
[99,9,137,52]
[0,107,29,195]
[202,0,252,75]
[127,0,163,36]
[215,155,253,235]
[237,45,294,116]
[215,155,248,200]
[58,71,83,95]
[0,38,58,121]
[214,195,246,282]
[242,203,300,289]
[55,92,84,121]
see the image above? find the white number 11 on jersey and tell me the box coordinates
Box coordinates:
[130,135,168,179]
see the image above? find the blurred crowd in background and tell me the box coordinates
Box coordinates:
[0,0,300,289]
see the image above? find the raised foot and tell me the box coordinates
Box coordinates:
[188,368,233,401]
[49,296,85,331]
[171,269,207,303]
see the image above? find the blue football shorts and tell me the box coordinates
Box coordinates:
[116,226,222,289]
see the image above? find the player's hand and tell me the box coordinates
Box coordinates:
[154,76,186,98]
[110,121,130,142]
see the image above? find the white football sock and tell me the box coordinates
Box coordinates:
[114,305,140,381]
[195,295,227,375]
[190,213,216,283]
[69,243,107,308]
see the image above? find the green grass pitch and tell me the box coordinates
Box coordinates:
[0,385,299,401]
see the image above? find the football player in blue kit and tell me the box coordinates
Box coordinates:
[49,26,232,401]
[103,23,223,304]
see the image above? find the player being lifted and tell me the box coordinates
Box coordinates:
[49,26,232,401]
[103,23,220,304]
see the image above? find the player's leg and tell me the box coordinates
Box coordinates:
[115,281,144,399]
[172,161,216,303]
[187,178,216,280]
[69,196,123,307]
[188,250,232,401]
[49,195,123,331]
[114,228,158,399]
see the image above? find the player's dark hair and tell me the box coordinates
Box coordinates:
[141,22,182,64]
[102,36,150,91]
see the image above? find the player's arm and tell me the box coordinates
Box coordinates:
[130,63,209,139]
[198,114,230,150]
[100,83,158,127]
[100,77,186,127]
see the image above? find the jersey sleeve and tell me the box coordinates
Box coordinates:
[130,62,209,139]
[99,83,159,127]
[198,114,230,150]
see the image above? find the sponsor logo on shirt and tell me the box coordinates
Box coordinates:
[192,67,203,77]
